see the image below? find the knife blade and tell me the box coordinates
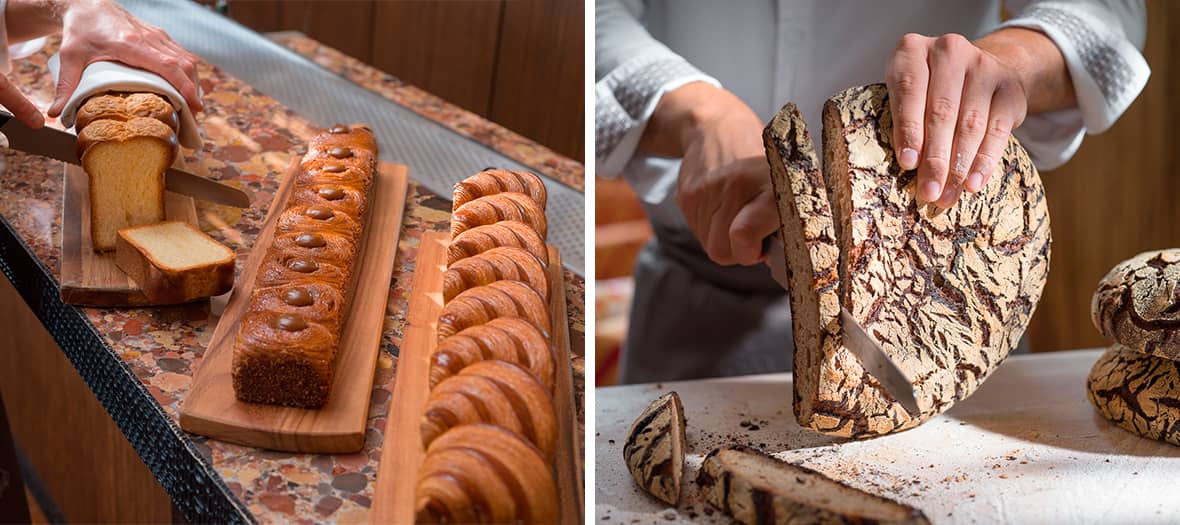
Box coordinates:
[763,236,920,416]
[0,110,251,208]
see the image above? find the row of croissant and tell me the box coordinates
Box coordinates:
[415,169,561,524]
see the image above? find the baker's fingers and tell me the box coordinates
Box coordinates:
[47,47,88,117]
[704,202,736,266]
[917,34,970,205]
[886,33,931,171]
[936,61,994,208]
[0,75,44,128]
[966,80,1027,193]
[728,190,779,266]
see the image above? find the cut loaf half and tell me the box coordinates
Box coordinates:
[623,391,687,505]
[115,221,235,303]
[766,84,1051,438]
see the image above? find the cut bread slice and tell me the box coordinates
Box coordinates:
[115,221,235,303]
[623,391,686,505]
[78,117,177,251]
[697,446,930,524]
[765,84,1051,438]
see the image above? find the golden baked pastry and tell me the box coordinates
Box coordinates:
[420,360,557,460]
[443,246,549,303]
[447,221,549,267]
[430,317,554,392]
[453,168,547,211]
[436,280,551,341]
[451,193,548,239]
[291,184,368,217]
[415,424,559,525]
[75,91,179,132]
[232,124,376,408]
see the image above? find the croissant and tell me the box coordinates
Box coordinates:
[430,317,554,392]
[448,221,549,267]
[75,92,179,132]
[453,169,547,212]
[451,193,548,239]
[437,280,550,341]
[421,360,557,460]
[415,424,558,525]
[443,246,549,303]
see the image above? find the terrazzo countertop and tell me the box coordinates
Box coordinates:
[0,35,583,524]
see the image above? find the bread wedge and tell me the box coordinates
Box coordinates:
[623,391,687,505]
[115,221,235,303]
[697,446,930,525]
[766,84,1051,438]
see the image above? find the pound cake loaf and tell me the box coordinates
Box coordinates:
[76,92,179,251]
[766,84,1051,438]
[232,124,376,408]
[115,221,234,303]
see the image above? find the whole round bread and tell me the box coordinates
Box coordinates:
[1087,344,1180,447]
[1092,249,1180,359]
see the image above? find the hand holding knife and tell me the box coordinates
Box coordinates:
[0,109,251,208]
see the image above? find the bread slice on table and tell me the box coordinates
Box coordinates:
[77,108,178,251]
[1092,249,1180,360]
[1087,344,1180,447]
[623,391,687,506]
[697,446,930,524]
[765,84,1051,438]
[115,221,234,303]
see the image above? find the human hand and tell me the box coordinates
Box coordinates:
[642,82,778,266]
[47,0,202,118]
[0,74,45,128]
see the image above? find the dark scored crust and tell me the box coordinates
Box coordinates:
[696,446,931,525]
[1087,344,1180,447]
[1092,250,1180,359]
[766,84,1051,438]
[622,391,687,505]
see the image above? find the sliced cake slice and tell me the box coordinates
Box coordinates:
[623,391,687,505]
[766,84,1051,438]
[115,221,235,303]
[697,446,930,525]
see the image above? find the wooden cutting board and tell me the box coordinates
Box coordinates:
[178,160,409,454]
[370,231,583,524]
[60,164,200,306]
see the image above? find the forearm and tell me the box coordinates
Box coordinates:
[975,27,1076,114]
[639,81,736,158]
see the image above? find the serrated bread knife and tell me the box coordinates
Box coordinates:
[764,235,920,416]
[0,110,251,208]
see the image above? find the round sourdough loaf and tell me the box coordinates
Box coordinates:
[1092,249,1180,359]
[765,83,1051,438]
[1087,344,1180,446]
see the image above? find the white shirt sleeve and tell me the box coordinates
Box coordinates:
[1001,0,1149,170]
[0,0,49,74]
[595,0,719,178]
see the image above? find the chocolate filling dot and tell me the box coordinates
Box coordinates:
[283,287,314,306]
[328,125,349,134]
[287,258,318,273]
[305,206,334,220]
[295,232,327,247]
[328,147,353,159]
[276,313,308,331]
[318,187,346,200]
[321,163,347,173]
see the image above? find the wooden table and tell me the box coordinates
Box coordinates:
[596,349,1180,524]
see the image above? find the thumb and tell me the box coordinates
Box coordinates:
[48,56,83,118]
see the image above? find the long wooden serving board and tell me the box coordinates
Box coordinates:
[179,160,409,454]
[370,231,582,524]
[60,164,200,306]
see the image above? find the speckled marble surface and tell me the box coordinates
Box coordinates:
[0,37,583,524]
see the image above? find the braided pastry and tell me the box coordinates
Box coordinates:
[443,246,549,303]
[453,169,547,211]
[430,317,554,392]
[233,124,375,408]
[448,221,549,267]
[437,280,550,341]
[415,424,558,525]
[451,193,548,239]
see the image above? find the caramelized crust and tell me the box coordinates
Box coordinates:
[436,280,551,341]
[430,317,554,392]
[451,193,548,239]
[75,92,178,132]
[443,246,549,303]
[447,221,549,267]
[453,169,547,211]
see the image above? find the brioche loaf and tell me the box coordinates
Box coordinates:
[1092,249,1180,359]
[114,221,234,303]
[766,84,1050,438]
[76,92,179,251]
[232,124,375,408]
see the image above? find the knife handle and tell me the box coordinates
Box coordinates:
[0,109,12,127]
